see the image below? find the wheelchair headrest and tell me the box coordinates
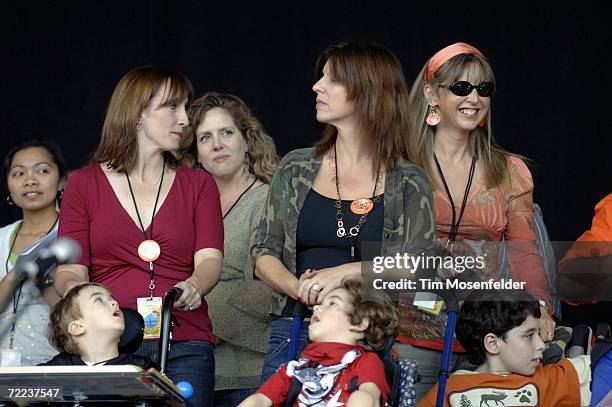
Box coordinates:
[119,307,144,354]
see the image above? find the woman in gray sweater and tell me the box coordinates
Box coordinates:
[187,92,279,406]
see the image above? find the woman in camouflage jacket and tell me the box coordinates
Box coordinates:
[251,41,436,383]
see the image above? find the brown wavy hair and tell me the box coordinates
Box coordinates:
[314,41,412,173]
[91,66,194,173]
[49,282,107,355]
[408,52,517,189]
[342,278,399,352]
[186,92,279,183]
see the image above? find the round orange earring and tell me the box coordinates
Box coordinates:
[426,106,441,126]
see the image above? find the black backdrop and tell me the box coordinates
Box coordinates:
[1,1,610,240]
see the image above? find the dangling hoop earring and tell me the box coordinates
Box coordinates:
[426,105,441,126]
[6,195,14,205]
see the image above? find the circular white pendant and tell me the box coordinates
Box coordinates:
[138,240,161,262]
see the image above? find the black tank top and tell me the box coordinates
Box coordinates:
[281,188,384,317]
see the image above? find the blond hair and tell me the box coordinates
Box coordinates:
[408,52,518,189]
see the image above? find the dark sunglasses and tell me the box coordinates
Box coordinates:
[440,81,495,97]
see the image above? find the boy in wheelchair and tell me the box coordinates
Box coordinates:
[418,289,591,407]
[40,282,154,368]
[239,278,398,407]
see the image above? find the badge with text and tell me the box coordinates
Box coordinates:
[416,300,444,315]
[137,297,163,339]
[0,349,22,367]
[414,292,444,316]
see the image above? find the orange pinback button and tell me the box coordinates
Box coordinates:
[350,198,374,215]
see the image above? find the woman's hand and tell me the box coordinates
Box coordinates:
[297,263,359,306]
[55,264,89,297]
[173,278,202,312]
[538,305,557,343]
[297,269,319,306]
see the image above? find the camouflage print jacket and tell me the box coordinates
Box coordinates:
[251,148,436,316]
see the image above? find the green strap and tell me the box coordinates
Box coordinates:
[6,222,21,268]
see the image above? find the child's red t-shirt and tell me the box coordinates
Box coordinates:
[258,342,390,406]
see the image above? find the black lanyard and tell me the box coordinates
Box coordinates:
[125,162,165,288]
[434,154,476,243]
[223,178,257,220]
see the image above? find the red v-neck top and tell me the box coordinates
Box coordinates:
[59,164,224,342]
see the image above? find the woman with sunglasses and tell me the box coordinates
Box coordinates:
[403,42,555,400]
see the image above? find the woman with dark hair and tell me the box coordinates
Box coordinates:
[252,41,435,382]
[55,67,223,406]
[0,137,66,365]
[403,42,555,400]
[187,92,279,405]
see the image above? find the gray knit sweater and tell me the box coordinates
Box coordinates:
[206,183,272,390]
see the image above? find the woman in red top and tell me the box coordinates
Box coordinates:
[55,67,224,406]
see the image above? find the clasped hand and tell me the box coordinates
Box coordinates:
[296,267,346,306]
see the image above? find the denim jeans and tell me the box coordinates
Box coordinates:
[260,318,309,384]
[136,340,215,407]
[213,387,257,406]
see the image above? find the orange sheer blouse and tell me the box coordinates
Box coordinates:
[399,156,551,350]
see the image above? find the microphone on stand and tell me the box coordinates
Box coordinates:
[14,238,81,284]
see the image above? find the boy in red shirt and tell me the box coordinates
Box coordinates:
[239,278,398,406]
[418,289,591,407]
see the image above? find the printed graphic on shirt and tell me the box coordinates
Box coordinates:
[448,383,538,407]
[288,349,360,406]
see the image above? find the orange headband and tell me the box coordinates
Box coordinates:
[424,42,485,83]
